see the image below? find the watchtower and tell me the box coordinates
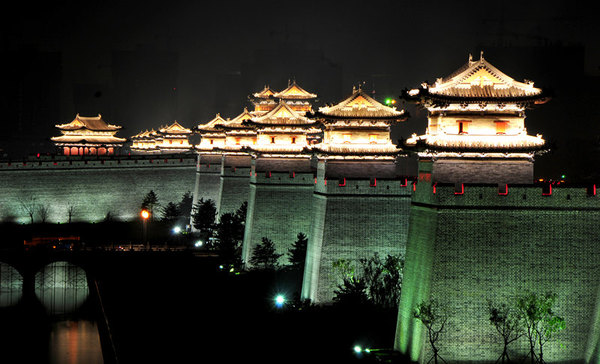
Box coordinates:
[395,54,600,362]
[301,86,411,303]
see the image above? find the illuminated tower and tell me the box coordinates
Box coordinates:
[403,52,548,184]
[191,114,228,222]
[394,54,600,362]
[301,86,410,303]
[215,108,257,216]
[249,85,277,115]
[241,100,320,268]
[155,121,193,154]
[52,114,126,156]
[272,80,317,114]
[131,129,159,154]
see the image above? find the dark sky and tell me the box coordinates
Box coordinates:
[1,0,598,180]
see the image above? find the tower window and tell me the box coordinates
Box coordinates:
[291,137,296,144]
[271,137,276,144]
[494,120,508,134]
[457,120,470,134]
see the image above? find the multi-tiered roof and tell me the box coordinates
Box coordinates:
[249,86,277,115]
[404,53,549,158]
[215,108,258,154]
[272,80,317,114]
[196,114,229,154]
[131,129,160,153]
[244,100,320,157]
[52,114,126,155]
[310,87,407,159]
[155,121,193,153]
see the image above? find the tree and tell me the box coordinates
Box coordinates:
[287,232,308,270]
[215,212,244,267]
[18,195,37,224]
[331,253,404,309]
[516,291,565,364]
[178,191,194,220]
[333,276,369,307]
[249,237,282,270]
[487,299,524,364]
[414,299,448,364]
[161,202,181,221]
[191,198,217,238]
[66,204,76,223]
[360,253,404,309]
[37,205,50,223]
[141,190,159,218]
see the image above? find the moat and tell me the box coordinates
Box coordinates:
[0,248,399,364]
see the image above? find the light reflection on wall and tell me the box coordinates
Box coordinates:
[34,261,89,315]
[0,166,194,223]
[0,262,23,307]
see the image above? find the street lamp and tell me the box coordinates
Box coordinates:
[141,209,150,250]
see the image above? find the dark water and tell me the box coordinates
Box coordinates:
[0,260,104,364]
[49,320,103,364]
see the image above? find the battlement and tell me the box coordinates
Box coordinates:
[315,176,414,196]
[0,155,196,171]
[413,180,599,209]
[250,170,315,186]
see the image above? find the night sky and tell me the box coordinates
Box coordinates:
[1,0,598,180]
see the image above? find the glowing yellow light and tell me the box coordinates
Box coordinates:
[141,210,150,219]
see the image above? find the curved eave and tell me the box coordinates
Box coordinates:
[310,111,408,122]
[403,139,549,155]
[243,120,317,128]
[401,89,551,107]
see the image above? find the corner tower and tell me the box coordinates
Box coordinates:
[301,87,411,303]
[395,54,600,362]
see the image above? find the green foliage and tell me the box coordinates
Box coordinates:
[161,202,181,221]
[515,290,565,364]
[191,198,217,237]
[414,299,448,364]
[287,232,308,270]
[178,191,194,219]
[487,299,524,363]
[331,253,404,309]
[249,237,282,270]
[332,277,369,307]
[213,201,247,268]
[360,253,404,309]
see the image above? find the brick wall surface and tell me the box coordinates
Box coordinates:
[396,179,600,363]
[0,163,195,223]
[242,156,315,267]
[302,162,412,302]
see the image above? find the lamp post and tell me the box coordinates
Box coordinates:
[141,209,150,250]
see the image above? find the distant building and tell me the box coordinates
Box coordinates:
[131,121,192,154]
[51,114,126,156]
[130,129,160,154]
[155,121,193,153]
